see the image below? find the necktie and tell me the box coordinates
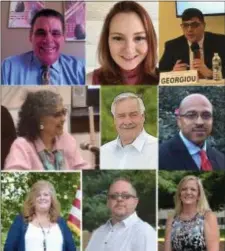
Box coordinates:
[41,65,50,85]
[200,150,212,171]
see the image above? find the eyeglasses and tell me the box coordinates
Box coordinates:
[179,111,213,121]
[52,108,67,117]
[180,22,202,29]
[108,193,137,200]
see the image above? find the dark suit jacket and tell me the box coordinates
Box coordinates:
[159,134,225,170]
[159,32,225,78]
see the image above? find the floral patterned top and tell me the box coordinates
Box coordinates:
[171,213,206,251]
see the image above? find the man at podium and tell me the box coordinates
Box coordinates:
[159,8,225,79]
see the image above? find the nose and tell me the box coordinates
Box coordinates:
[123,39,135,54]
[44,31,53,42]
[123,115,132,125]
[195,115,204,125]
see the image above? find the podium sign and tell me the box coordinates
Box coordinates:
[160,70,198,85]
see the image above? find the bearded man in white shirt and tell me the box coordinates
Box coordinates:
[85,178,156,251]
[100,92,158,169]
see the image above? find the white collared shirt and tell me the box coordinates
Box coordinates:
[188,36,205,69]
[85,212,157,251]
[100,130,158,169]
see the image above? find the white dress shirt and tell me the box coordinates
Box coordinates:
[85,212,157,251]
[100,130,158,169]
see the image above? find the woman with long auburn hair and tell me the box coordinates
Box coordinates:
[87,1,158,85]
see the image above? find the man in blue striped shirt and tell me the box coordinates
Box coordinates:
[1,8,85,85]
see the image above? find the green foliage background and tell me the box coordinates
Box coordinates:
[1,172,81,249]
[101,86,157,145]
[158,171,225,211]
[159,86,225,154]
[83,170,156,232]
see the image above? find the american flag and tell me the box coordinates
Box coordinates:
[67,187,81,236]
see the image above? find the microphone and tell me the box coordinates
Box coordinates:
[80,143,100,153]
[191,42,200,59]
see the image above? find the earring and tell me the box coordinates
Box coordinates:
[40,124,44,130]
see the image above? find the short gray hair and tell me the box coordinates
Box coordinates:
[111,92,145,116]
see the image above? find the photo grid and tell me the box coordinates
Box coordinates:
[1,1,225,251]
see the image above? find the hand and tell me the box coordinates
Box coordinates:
[173,60,189,71]
[192,58,213,78]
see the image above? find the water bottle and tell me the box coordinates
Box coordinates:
[212,53,222,81]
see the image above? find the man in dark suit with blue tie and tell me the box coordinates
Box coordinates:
[159,94,225,170]
[159,8,225,78]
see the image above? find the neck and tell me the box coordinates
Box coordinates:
[40,132,54,150]
[181,204,197,216]
[35,211,50,220]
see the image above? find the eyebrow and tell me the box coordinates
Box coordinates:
[109,31,146,35]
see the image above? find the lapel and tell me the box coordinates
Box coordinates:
[207,146,218,170]
[203,32,213,69]
[171,135,199,171]
[178,37,190,65]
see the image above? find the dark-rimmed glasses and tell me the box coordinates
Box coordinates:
[108,193,137,200]
[178,111,213,121]
[180,22,202,29]
[52,108,67,117]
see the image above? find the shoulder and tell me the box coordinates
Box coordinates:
[86,71,93,85]
[159,135,178,151]
[135,218,156,233]
[165,35,186,47]
[204,210,217,222]
[59,54,84,68]
[89,68,102,85]
[205,31,225,41]
[10,137,32,149]
[166,214,174,227]
[101,139,117,150]
[2,51,32,65]
[144,131,158,144]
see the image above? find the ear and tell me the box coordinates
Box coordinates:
[176,117,181,129]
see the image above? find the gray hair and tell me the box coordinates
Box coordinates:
[17,90,62,140]
[111,92,145,116]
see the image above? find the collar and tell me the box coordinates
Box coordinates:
[179,131,207,155]
[116,129,147,152]
[187,35,205,49]
[107,212,138,228]
[31,51,61,73]
[34,136,61,153]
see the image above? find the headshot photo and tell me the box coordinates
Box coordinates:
[158,171,224,251]
[1,172,81,251]
[86,1,159,85]
[101,86,158,169]
[1,86,100,170]
[158,2,225,79]
[1,2,85,85]
[159,86,225,170]
[83,170,157,251]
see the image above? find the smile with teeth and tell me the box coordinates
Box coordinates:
[121,55,138,61]
[40,46,56,53]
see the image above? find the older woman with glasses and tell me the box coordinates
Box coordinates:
[4,90,89,170]
[4,180,76,251]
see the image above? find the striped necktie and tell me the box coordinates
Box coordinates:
[41,65,50,85]
[200,150,212,171]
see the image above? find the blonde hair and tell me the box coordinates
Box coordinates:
[23,180,60,222]
[174,175,210,215]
